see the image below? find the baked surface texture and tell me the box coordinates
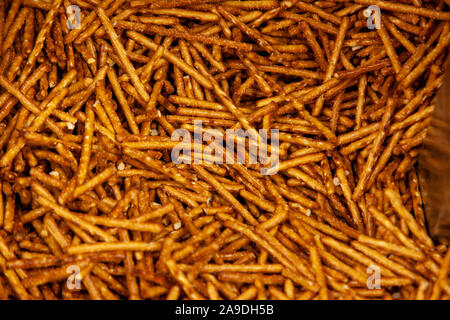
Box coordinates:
[0,0,449,300]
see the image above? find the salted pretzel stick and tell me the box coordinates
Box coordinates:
[80,214,163,233]
[0,81,70,167]
[336,168,363,231]
[292,212,349,242]
[118,229,140,301]
[434,249,450,298]
[183,264,283,273]
[0,182,4,228]
[377,20,401,74]
[396,78,441,121]
[237,52,271,95]
[407,170,426,227]
[19,0,62,85]
[357,235,424,261]
[314,236,367,285]
[299,21,327,72]
[312,17,348,117]
[37,196,117,242]
[219,216,317,289]
[397,23,444,81]
[134,49,163,81]
[5,252,125,270]
[29,89,70,132]
[240,190,274,213]
[127,31,212,89]
[73,166,117,199]
[402,30,450,88]
[383,17,415,54]
[0,255,30,300]
[115,21,252,51]
[193,164,257,225]
[335,59,390,80]
[0,1,4,54]
[191,42,226,73]
[355,75,367,130]
[2,7,29,54]
[130,0,222,8]
[217,6,279,56]
[368,206,418,250]
[296,1,341,24]
[285,168,326,194]
[170,95,225,110]
[67,241,161,255]
[279,132,333,151]
[288,79,341,106]
[149,8,218,21]
[384,188,434,248]
[221,1,280,10]
[0,60,47,118]
[92,97,114,134]
[353,98,395,200]
[69,65,109,115]
[77,100,95,185]
[122,147,186,183]
[133,16,179,25]
[165,259,206,300]
[2,0,20,39]
[296,107,336,142]
[107,187,137,218]
[43,213,71,249]
[195,63,270,159]
[390,106,435,134]
[96,82,126,135]
[3,190,14,233]
[64,0,115,44]
[351,242,422,282]
[142,80,164,133]
[96,8,149,102]
[106,69,139,135]
[226,61,323,79]
[277,153,325,172]
[366,131,403,190]
[309,245,328,299]
[280,11,338,35]
[76,0,128,44]
[321,236,395,277]
[22,12,35,55]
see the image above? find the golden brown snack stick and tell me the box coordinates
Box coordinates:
[96,8,149,102]
[128,31,212,89]
[353,98,396,200]
[19,0,62,84]
[38,196,117,242]
[116,21,253,51]
[2,7,29,54]
[384,188,434,248]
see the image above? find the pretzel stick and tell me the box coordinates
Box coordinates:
[19,0,62,84]
[96,8,149,102]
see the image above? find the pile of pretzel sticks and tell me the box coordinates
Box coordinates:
[0,0,449,300]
